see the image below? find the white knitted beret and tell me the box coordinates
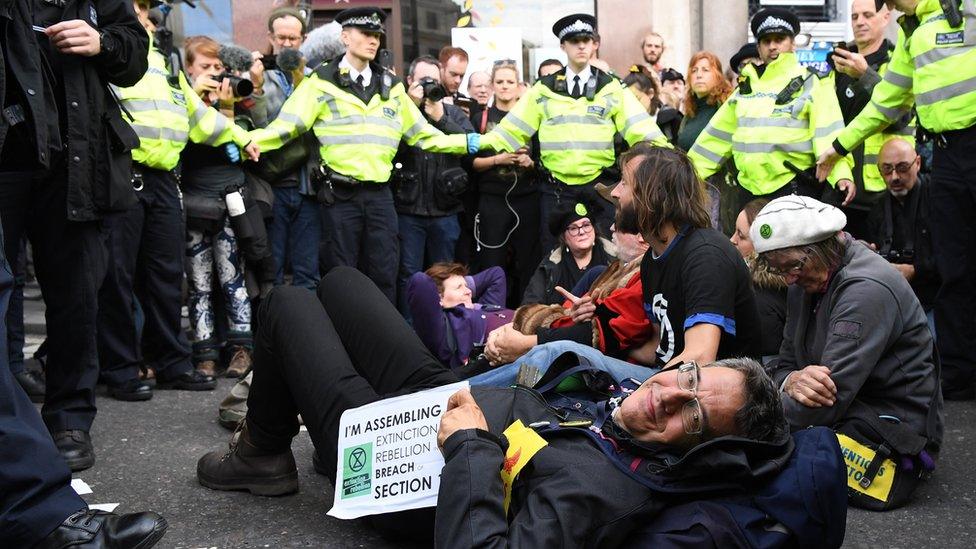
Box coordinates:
[750,195,847,254]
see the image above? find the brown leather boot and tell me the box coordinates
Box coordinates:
[195,360,217,378]
[225,346,251,378]
[196,422,298,497]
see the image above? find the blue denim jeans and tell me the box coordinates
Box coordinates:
[469,341,659,387]
[396,214,461,316]
[269,186,320,290]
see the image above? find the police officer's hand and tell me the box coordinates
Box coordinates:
[250,52,266,91]
[837,178,856,206]
[423,98,445,122]
[816,146,842,182]
[46,20,101,57]
[243,142,260,162]
[784,365,837,408]
[438,388,489,452]
[892,263,916,281]
[831,48,869,79]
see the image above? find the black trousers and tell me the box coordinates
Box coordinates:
[539,177,616,254]
[319,186,399,303]
[928,125,976,391]
[245,267,457,538]
[97,167,192,384]
[475,191,542,307]
[0,167,109,432]
[0,217,87,546]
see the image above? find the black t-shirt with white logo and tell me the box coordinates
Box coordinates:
[640,227,762,366]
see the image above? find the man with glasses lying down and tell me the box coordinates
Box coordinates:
[194,262,797,546]
[755,194,943,510]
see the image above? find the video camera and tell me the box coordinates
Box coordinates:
[152,0,196,85]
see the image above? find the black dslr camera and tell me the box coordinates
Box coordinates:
[214,73,254,97]
[418,77,447,102]
[882,249,915,264]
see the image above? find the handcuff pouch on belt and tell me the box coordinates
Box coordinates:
[313,165,361,205]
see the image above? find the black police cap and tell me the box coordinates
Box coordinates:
[751,8,800,39]
[335,6,386,34]
[730,42,760,71]
[552,13,597,42]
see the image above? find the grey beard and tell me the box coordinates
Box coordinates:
[890,188,909,198]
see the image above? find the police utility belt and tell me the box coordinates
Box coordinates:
[313,165,386,206]
[131,162,178,192]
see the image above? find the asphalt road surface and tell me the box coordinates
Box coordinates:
[50,378,973,548]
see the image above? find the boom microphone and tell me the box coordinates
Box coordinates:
[277,48,303,72]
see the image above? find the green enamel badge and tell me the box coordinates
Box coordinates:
[759,224,772,239]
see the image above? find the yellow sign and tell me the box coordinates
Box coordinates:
[500,420,548,514]
[836,433,895,503]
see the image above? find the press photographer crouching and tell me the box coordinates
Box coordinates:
[756,195,943,510]
[865,138,939,334]
[393,55,474,317]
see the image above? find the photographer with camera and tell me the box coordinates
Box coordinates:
[180,36,260,379]
[393,55,475,318]
[866,138,939,331]
[247,7,320,290]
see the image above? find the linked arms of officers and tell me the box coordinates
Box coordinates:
[179,71,256,157]
[45,0,148,87]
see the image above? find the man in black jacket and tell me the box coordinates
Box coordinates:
[0,0,148,471]
[196,266,793,546]
[866,138,939,319]
[393,55,473,316]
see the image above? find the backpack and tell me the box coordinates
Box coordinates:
[624,427,848,549]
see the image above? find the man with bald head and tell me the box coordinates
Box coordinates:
[867,138,939,325]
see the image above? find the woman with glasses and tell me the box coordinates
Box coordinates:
[754,195,942,510]
[522,195,615,306]
[469,59,542,304]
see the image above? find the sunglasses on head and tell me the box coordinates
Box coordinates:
[493,58,517,66]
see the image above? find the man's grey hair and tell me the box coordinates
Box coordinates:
[705,357,789,443]
[300,21,344,69]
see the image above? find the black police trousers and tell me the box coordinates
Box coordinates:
[97,166,192,385]
[928,124,976,394]
[319,184,399,303]
[0,184,88,547]
[246,267,457,540]
[0,166,109,432]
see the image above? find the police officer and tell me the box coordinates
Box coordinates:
[689,8,857,211]
[0,0,148,471]
[249,7,470,303]
[477,13,669,252]
[96,0,258,402]
[830,0,916,239]
[818,0,976,401]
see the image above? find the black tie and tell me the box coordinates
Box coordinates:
[571,75,581,98]
[356,74,365,90]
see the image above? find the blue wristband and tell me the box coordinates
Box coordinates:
[466,133,481,154]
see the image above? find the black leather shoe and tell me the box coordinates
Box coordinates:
[34,509,167,549]
[15,369,45,403]
[52,430,95,472]
[107,379,153,402]
[157,370,217,391]
[197,423,298,496]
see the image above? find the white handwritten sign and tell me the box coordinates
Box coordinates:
[327,381,469,520]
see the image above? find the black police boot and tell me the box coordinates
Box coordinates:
[312,450,329,476]
[107,378,153,402]
[197,422,298,496]
[15,369,45,403]
[157,370,217,391]
[34,509,168,549]
[52,430,95,472]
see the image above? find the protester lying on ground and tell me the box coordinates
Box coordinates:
[522,193,616,306]
[755,195,943,510]
[730,198,787,364]
[406,263,512,374]
[484,204,654,365]
[611,143,762,367]
[195,266,806,547]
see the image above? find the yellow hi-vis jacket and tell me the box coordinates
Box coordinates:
[113,47,251,171]
[249,58,467,184]
[836,0,976,152]
[479,67,669,185]
[833,46,916,194]
[689,52,853,196]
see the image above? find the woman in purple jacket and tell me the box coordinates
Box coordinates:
[406,263,512,374]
